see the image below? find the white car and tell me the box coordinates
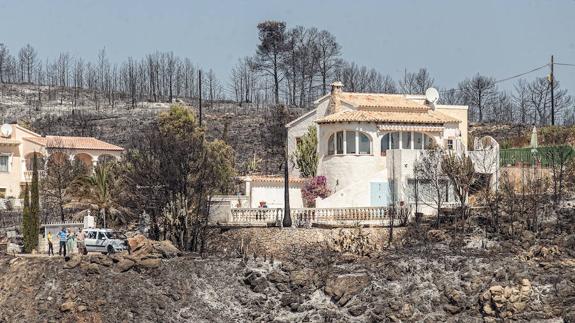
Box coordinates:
[82,228,129,255]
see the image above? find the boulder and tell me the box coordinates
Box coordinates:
[60,301,76,312]
[267,270,289,284]
[244,271,269,294]
[324,273,371,306]
[63,255,82,269]
[290,269,315,287]
[115,258,136,273]
[128,235,181,260]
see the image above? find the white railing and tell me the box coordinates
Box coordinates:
[226,206,405,227]
[229,208,283,226]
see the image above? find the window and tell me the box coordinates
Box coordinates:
[327,131,371,156]
[390,132,400,149]
[447,139,454,150]
[336,131,344,154]
[0,188,6,199]
[414,132,423,149]
[346,131,356,154]
[382,132,434,152]
[381,134,390,152]
[402,132,412,149]
[97,232,106,240]
[295,137,302,146]
[359,133,371,154]
[0,155,8,172]
[327,135,335,155]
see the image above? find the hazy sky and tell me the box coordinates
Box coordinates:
[1,0,574,93]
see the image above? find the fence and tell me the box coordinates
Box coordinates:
[500,145,575,167]
[227,206,405,227]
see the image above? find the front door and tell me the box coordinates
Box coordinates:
[370,181,393,206]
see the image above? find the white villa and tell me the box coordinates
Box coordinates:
[0,123,123,205]
[213,81,499,226]
[286,82,471,209]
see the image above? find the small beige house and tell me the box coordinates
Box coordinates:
[0,123,123,205]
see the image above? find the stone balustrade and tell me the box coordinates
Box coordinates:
[226,206,406,227]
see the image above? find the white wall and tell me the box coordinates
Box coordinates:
[250,182,304,208]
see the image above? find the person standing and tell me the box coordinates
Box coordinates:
[46,231,54,256]
[77,230,86,255]
[58,227,68,257]
[67,229,76,254]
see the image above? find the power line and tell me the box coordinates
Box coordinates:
[555,62,575,67]
[493,63,549,84]
[440,63,549,93]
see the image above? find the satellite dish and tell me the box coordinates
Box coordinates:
[425,88,440,104]
[0,124,12,138]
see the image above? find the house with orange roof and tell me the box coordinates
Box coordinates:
[286,82,497,210]
[0,123,123,206]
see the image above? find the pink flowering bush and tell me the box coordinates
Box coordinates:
[302,176,331,207]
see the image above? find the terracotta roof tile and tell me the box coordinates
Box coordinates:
[23,136,123,151]
[316,110,459,124]
[339,93,428,110]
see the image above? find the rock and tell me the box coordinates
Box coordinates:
[128,235,181,260]
[60,301,76,312]
[138,258,161,269]
[348,305,367,317]
[267,270,289,284]
[77,305,87,312]
[289,269,314,287]
[64,255,82,269]
[244,271,269,294]
[512,302,527,312]
[89,254,113,267]
[115,259,135,273]
[81,263,100,275]
[324,273,371,306]
[156,240,181,258]
[443,304,460,314]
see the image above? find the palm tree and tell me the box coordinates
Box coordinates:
[72,163,122,228]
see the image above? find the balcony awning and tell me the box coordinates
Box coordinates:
[377,124,444,132]
[0,139,20,146]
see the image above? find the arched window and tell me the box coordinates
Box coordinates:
[327,134,335,155]
[359,132,371,154]
[327,131,371,155]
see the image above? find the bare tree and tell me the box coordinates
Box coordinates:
[458,74,498,122]
[252,21,287,105]
[317,30,341,95]
[18,44,37,83]
[399,68,434,94]
[0,43,8,83]
[413,146,449,226]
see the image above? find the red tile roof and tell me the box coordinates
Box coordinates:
[24,136,123,151]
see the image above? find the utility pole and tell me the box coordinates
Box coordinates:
[550,55,555,126]
[198,70,202,127]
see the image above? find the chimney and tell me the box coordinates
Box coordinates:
[330,81,343,95]
[327,82,343,115]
